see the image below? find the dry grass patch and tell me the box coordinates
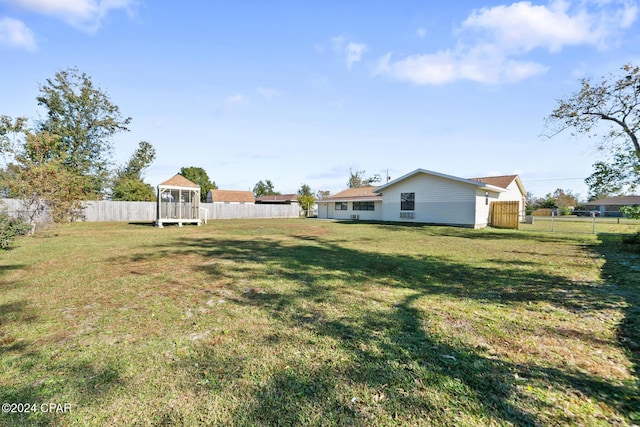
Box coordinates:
[0,219,638,426]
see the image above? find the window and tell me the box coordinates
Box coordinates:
[353,201,375,211]
[401,192,415,211]
[335,202,348,210]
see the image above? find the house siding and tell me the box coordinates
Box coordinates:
[474,189,501,228]
[317,201,382,220]
[379,174,477,226]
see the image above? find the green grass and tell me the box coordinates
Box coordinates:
[520,216,640,234]
[1,219,639,426]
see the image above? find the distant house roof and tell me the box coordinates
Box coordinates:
[255,194,298,204]
[585,195,640,206]
[208,189,255,203]
[158,174,200,189]
[321,186,382,202]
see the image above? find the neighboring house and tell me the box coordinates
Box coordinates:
[318,169,527,228]
[317,186,382,221]
[585,195,640,217]
[255,194,299,205]
[207,190,255,204]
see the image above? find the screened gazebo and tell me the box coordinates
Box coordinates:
[156,174,201,227]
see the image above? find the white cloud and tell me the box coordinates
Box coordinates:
[416,27,427,38]
[257,87,280,98]
[461,0,637,53]
[375,0,638,85]
[224,94,244,108]
[345,42,368,68]
[374,49,548,85]
[1,0,136,33]
[331,35,368,68]
[0,17,36,51]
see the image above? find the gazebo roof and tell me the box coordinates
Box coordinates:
[158,174,200,188]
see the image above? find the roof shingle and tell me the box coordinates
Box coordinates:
[209,190,255,203]
[159,174,200,188]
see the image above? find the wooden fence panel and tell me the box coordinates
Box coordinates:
[2,199,302,222]
[489,201,520,229]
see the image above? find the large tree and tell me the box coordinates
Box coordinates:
[37,67,132,195]
[179,166,217,202]
[0,123,85,232]
[253,179,280,197]
[546,63,640,196]
[112,141,156,201]
[297,183,316,217]
[347,169,381,188]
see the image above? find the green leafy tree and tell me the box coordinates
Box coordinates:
[179,166,217,202]
[0,202,30,249]
[297,183,316,217]
[584,152,640,198]
[347,169,381,188]
[112,178,155,202]
[112,141,156,201]
[546,63,640,196]
[253,179,280,197]
[36,67,132,195]
[620,205,640,219]
[1,126,86,232]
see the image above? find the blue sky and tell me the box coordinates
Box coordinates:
[1,0,639,199]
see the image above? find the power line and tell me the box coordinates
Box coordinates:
[525,177,586,182]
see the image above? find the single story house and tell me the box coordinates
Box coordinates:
[207,189,255,204]
[255,194,299,205]
[585,195,640,217]
[317,186,382,221]
[317,169,526,228]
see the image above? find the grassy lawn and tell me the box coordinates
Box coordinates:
[520,216,640,234]
[1,219,638,426]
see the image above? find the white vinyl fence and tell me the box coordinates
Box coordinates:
[1,199,302,222]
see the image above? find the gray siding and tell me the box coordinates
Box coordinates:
[379,174,478,226]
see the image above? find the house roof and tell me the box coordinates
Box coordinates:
[373,169,507,194]
[320,186,382,202]
[158,174,200,189]
[469,174,526,196]
[255,194,298,203]
[585,195,640,206]
[469,175,517,189]
[209,189,255,203]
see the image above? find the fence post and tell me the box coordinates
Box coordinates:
[551,211,555,232]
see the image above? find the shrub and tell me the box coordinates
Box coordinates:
[621,231,640,253]
[620,205,640,219]
[0,210,30,249]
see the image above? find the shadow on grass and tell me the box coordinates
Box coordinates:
[0,301,124,426]
[335,219,585,244]
[594,234,640,417]
[117,227,640,425]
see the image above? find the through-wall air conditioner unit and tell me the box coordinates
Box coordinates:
[350,214,360,220]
